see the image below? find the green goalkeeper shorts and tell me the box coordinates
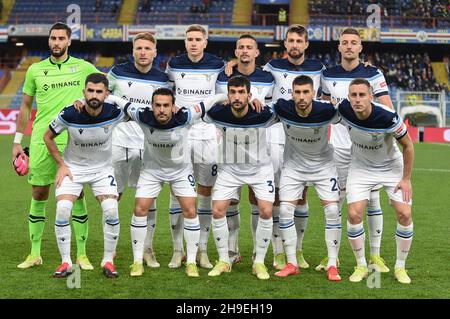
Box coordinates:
[28,143,66,186]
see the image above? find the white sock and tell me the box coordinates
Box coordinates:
[347,221,367,267]
[279,202,297,265]
[324,203,341,268]
[254,217,273,265]
[55,200,73,265]
[395,223,413,269]
[183,216,201,264]
[131,215,147,263]
[102,199,120,264]
[272,206,283,256]
[212,217,230,263]
[294,202,309,252]
[197,194,212,252]
[226,204,240,255]
[250,204,259,254]
[367,190,383,256]
[169,193,184,253]
[144,201,157,251]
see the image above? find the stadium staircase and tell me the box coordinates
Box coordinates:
[1,57,40,109]
[0,0,15,24]
[118,0,139,25]
[231,0,252,25]
[431,62,450,90]
[289,0,308,25]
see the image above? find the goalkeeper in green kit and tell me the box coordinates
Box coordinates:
[12,23,99,270]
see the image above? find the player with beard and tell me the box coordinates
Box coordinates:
[13,22,99,271]
[107,32,169,268]
[43,73,126,278]
[262,24,325,270]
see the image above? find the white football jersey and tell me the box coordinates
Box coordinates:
[108,62,169,149]
[321,63,390,151]
[204,104,278,176]
[166,52,225,140]
[49,103,126,174]
[274,99,339,172]
[338,99,406,169]
[263,58,325,144]
[122,94,227,179]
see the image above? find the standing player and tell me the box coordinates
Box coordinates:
[206,76,277,280]
[272,76,342,281]
[320,28,394,272]
[12,23,98,270]
[108,32,169,268]
[166,24,225,269]
[263,24,325,269]
[216,34,279,267]
[110,88,227,277]
[43,73,124,278]
[339,79,414,284]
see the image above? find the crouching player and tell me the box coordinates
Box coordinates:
[44,73,125,278]
[110,88,227,278]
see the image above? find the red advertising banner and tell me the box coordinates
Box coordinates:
[0,109,36,135]
[423,127,450,143]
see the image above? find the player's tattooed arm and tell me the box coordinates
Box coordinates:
[43,128,72,188]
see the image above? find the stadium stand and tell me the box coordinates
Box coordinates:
[134,0,233,25]
[308,0,450,28]
[7,0,123,24]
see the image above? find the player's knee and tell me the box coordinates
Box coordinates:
[32,186,50,201]
[56,200,73,222]
[258,206,272,219]
[396,208,412,225]
[134,205,149,217]
[323,203,341,224]
[101,198,119,221]
[212,207,226,219]
[347,209,362,224]
[182,207,197,219]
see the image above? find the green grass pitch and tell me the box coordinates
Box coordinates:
[1,135,449,299]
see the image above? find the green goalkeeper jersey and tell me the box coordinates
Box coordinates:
[23,55,99,145]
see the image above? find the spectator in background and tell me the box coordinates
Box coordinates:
[444,56,450,82]
[111,1,119,17]
[142,0,151,13]
[190,2,198,13]
[95,0,102,12]
[278,8,287,25]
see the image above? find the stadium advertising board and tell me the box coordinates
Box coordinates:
[274,25,331,41]
[209,26,274,42]
[84,25,128,42]
[423,127,450,143]
[332,26,380,42]
[0,109,35,135]
[8,24,52,37]
[128,26,156,41]
[156,25,209,40]
[380,28,450,44]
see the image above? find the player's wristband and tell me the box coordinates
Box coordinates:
[14,132,23,144]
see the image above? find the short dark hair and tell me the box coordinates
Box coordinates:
[340,28,360,38]
[292,75,314,88]
[49,22,72,38]
[349,78,371,89]
[237,34,257,45]
[285,24,308,42]
[227,75,251,93]
[85,73,109,88]
[152,87,175,104]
